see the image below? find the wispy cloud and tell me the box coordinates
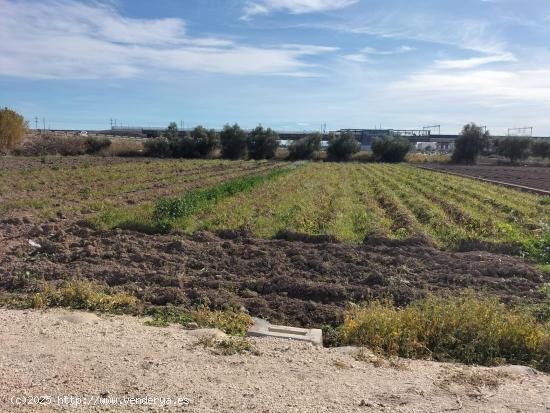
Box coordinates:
[0,0,336,79]
[434,52,517,69]
[390,69,550,104]
[241,0,357,20]
[342,45,414,62]
[300,10,505,54]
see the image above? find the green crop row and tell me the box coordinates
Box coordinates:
[96,165,295,233]
[162,163,548,262]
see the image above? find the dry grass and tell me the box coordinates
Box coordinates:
[101,138,144,157]
[29,280,139,314]
[340,294,550,372]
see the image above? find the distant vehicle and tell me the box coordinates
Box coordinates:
[79,130,88,136]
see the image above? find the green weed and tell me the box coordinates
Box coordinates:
[144,305,253,336]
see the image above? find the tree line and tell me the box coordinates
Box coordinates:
[452,123,550,164]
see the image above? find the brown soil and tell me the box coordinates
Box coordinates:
[1,219,547,328]
[422,163,550,192]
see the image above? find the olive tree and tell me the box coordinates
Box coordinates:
[327,131,360,162]
[451,123,489,164]
[220,123,247,159]
[371,135,411,163]
[247,125,279,160]
[288,132,321,160]
[495,136,531,163]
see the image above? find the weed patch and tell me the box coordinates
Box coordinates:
[144,305,253,336]
[196,335,258,355]
[28,280,139,314]
[340,294,550,372]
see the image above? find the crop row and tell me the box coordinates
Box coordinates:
[1,158,284,220]
[166,163,548,261]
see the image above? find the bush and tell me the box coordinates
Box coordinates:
[327,131,360,162]
[85,136,111,154]
[288,132,321,160]
[220,123,247,159]
[371,135,411,163]
[171,135,197,158]
[531,139,550,159]
[193,126,219,158]
[452,123,489,164]
[15,134,86,156]
[0,107,27,152]
[340,294,550,372]
[496,136,531,163]
[144,136,171,157]
[247,125,279,160]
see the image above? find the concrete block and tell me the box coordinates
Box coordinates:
[247,317,323,346]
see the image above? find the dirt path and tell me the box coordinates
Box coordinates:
[419,163,550,194]
[0,308,548,412]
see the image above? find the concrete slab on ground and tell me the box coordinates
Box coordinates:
[247,317,322,346]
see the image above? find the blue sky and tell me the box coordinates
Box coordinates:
[1,0,550,135]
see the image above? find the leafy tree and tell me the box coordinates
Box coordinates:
[327,131,360,162]
[531,139,550,159]
[371,135,411,163]
[496,136,531,163]
[247,125,279,160]
[220,123,247,159]
[288,132,322,160]
[194,127,220,158]
[0,107,27,151]
[165,126,220,158]
[451,123,490,164]
[163,122,179,141]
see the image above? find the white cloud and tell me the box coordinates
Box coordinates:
[390,69,550,104]
[434,52,517,69]
[0,0,336,79]
[242,0,357,20]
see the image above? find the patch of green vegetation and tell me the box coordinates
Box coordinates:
[196,335,258,355]
[153,167,292,232]
[339,293,550,372]
[522,229,550,264]
[95,166,295,233]
[144,305,253,336]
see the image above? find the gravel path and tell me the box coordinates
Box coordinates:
[0,309,548,412]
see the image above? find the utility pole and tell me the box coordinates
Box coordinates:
[42,117,46,134]
[34,116,38,130]
[110,118,113,129]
